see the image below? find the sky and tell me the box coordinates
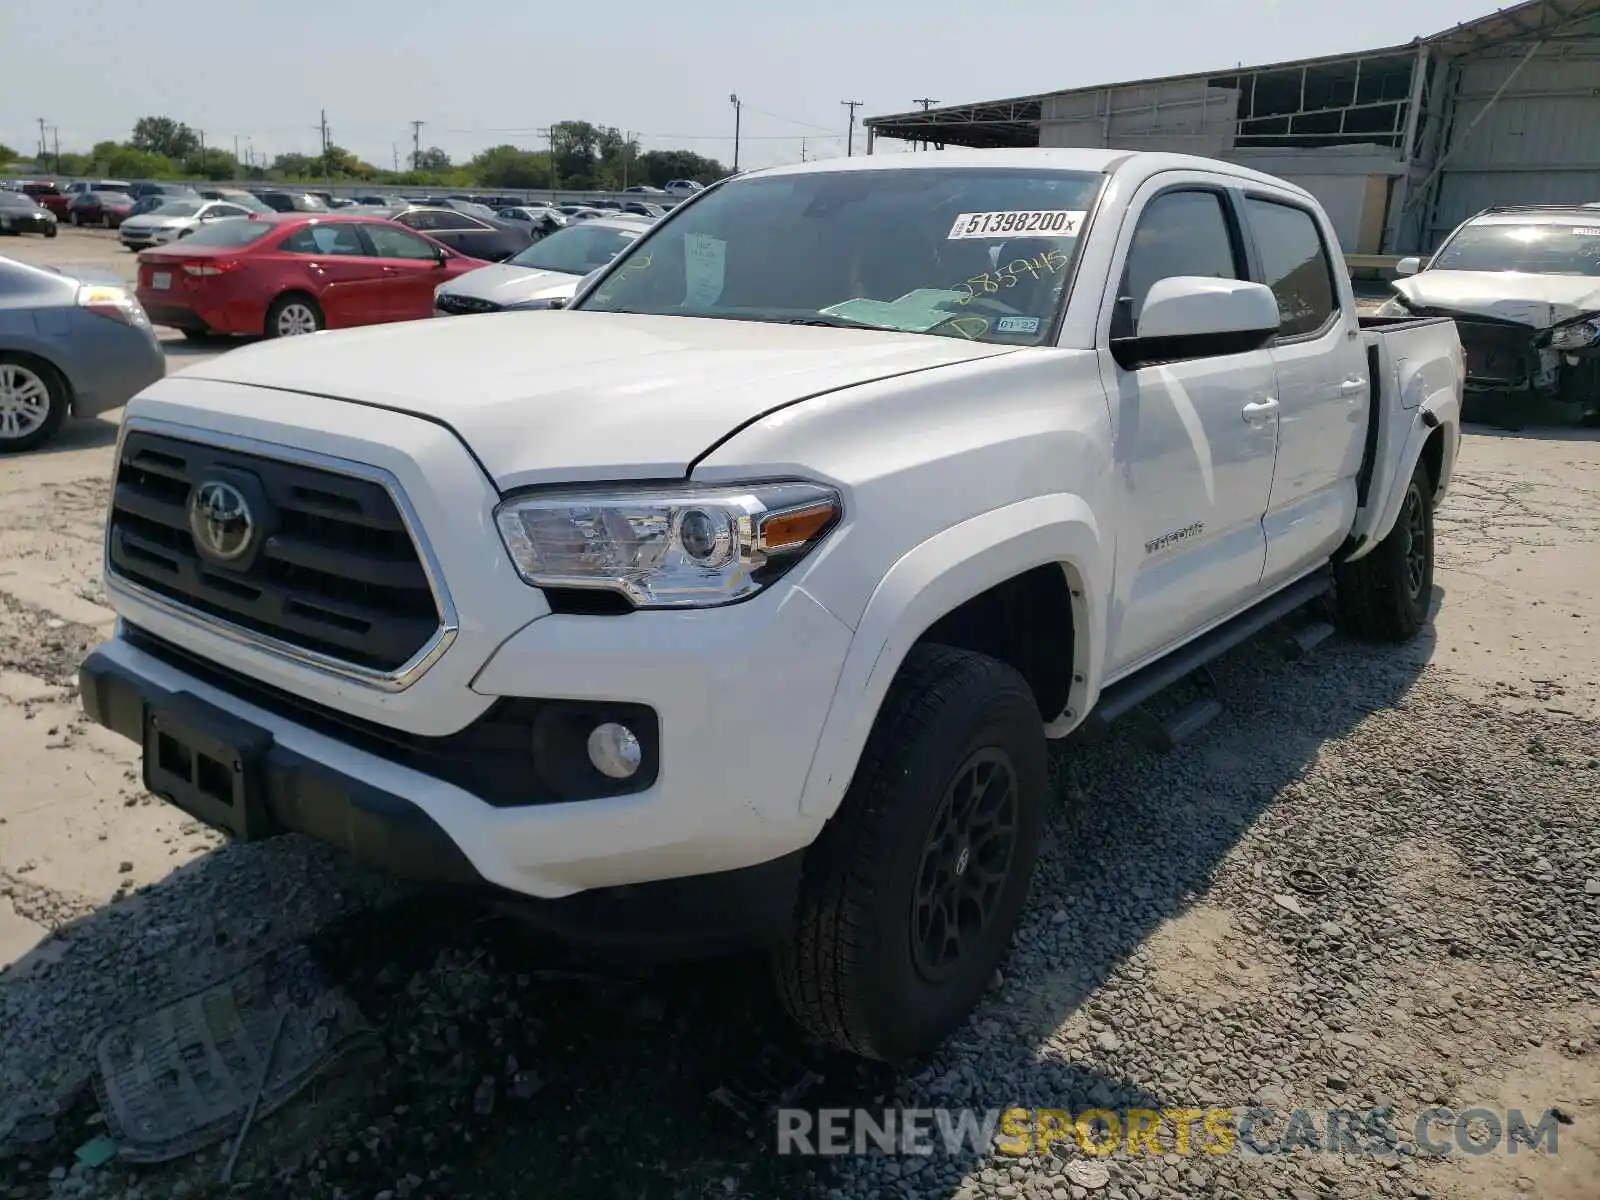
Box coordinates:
[1,0,1517,173]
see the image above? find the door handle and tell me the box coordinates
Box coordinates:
[1241,398,1280,422]
[1339,377,1367,396]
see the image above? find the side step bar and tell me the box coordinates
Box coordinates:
[1081,570,1335,736]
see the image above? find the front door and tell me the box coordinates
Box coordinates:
[1101,184,1282,677]
[359,223,449,321]
[1241,194,1370,587]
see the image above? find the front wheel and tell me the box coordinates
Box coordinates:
[265,294,324,338]
[1335,456,1435,641]
[774,644,1047,1064]
[0,356,69,453]
[44,224,57,239]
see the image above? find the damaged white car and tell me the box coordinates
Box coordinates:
[1377,205,1600,424]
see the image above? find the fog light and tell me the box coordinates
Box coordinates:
[587,722,641,779]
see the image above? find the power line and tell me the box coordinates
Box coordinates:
[740,102,836,133]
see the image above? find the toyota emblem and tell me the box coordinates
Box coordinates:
[188,480,254,563]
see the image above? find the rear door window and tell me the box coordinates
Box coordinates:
[281,224,365,256]
[1244,198,1339,338]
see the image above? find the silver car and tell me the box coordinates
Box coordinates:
[119,199,257,250]
[432,216,652,315]
[0,257,165,452]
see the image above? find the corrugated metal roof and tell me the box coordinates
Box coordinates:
[865,0,1600,143]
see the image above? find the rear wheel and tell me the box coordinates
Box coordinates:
[1335,456,1434,642]
[774,644,1047,1064]
[0,356,69,454]
[265,294,323,338]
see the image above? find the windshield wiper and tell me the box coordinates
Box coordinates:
[787,316,886,331]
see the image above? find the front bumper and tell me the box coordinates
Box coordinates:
[79,638,811,957]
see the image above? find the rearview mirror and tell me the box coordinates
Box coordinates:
[1394,256,1422,277]
[1111,277,1281,370]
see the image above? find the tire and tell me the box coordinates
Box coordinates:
[44,224,57,239]
[1335,456,1435,642]
[265,293,324,338]
[774,644,1047,1064]
[180,328,214,342]
[0,355,69,454]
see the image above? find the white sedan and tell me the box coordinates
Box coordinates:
[118,199,256,251]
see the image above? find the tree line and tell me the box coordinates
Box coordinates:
[0,116,729,190]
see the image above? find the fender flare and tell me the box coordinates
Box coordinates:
[1345,390,1459,563]
[797,493,1105,821]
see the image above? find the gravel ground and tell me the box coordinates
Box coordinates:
[0,240,1594,1198]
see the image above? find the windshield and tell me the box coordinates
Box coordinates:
[0,193,40,210]
[1432,222,1600,276]
[509,223,645,274]
[176,219,276,248]
[152,201,204,218]
[576,167,1103,344]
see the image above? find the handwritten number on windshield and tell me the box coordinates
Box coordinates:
[955,248,1072,306]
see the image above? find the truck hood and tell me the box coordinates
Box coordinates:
[442,263,580,307]
[173,310,1019,489]
[1393,270,1600,327]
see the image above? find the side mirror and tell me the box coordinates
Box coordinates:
[1111,276,1281,370]
[434,246,450,268]
[1394,256,1422,278]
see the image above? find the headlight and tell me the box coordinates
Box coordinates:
[1373,295,1412,318]
[1547,318,1600,351]
[494,480,841,608]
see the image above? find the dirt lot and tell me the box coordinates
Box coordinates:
[0,227,1597,1200]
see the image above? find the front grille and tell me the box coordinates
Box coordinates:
[434,292,502,316]
[108,431,441,673]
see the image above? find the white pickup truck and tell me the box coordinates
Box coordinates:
[79,149,1462,1064]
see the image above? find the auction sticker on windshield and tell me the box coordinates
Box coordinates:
[684,233,726,307]
[948,211,1085,239]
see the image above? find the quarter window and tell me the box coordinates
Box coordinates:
[1115,190,1241,338]
[1245,198,1338,338]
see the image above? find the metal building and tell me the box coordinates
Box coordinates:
[863,0,1600,254]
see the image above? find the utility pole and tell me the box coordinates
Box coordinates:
[914,98,939,151]
[538,126,560,197]
[198,129,206,167]
[50,127,59,173]
[622,128,632,190]
[233,134,239,165]
[801,138,807,162]
[392,144,400,172]
[410,120,423,171]
[729,94,742,172]
[37,117,46,165]
[842,100,863,157]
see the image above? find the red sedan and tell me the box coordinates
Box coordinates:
[135,213,484,339]
[67,190,135,228]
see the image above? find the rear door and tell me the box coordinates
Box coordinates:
[1240,194,1370,588]
[277,223,385,327]
[357,223,448,321]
